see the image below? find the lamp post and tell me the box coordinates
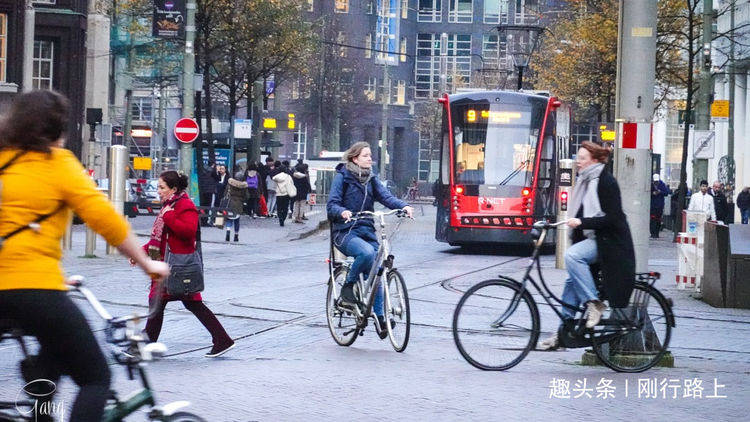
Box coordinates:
[498,23,544,91]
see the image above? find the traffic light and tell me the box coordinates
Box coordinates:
[560,191,568,211]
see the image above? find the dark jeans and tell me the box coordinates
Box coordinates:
[145,297,232,347]
[334,226,384,316]
[650,210,663,237]
[0,289,111,421]
[276,195,290,225]
[742,208,750,224]
[245,197,260,217]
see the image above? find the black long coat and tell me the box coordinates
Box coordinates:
[576,170,636,308]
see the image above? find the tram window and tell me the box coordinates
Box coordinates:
[441,109,450,183]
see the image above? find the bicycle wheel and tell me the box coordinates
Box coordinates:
[384,269,410,352]
[326,266,359,346]
[591,282,673,373]
[452,278,540,371]
[162,411,207,422]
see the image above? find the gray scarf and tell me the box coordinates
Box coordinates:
[569,163,605,239]
[346,161,372,184]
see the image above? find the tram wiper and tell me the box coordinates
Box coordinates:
[498,160,529,186]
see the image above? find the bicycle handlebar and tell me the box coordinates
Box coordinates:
[67,276,151,328]
[532,219,570,230]
[346,208,411,222]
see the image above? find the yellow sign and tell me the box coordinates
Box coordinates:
[711,100,730,118]
[262,118,277,129]
[133,157,152,170]
[287,113,296,130]
[600,130,616,141]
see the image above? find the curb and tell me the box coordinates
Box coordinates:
[290,219,329,241]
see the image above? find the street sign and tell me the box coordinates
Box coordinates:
[692,129,715,159]
[234,119,253,139]
[174,118,200,143]
[133,157,152,170]
[152,0,186,39]
[711,100,730,120]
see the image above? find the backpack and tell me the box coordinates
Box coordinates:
[0,151,64,252]
[246,175,259,189]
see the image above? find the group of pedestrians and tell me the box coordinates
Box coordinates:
[198,157,314,236]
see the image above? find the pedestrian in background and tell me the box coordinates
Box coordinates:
[688,180,716,221]
[292,163,312,223]
[272,163,295,227]
[738,187,750,224]
[142,170,235,358]
[225,171,248,242]
[244,162,261,218]
[265,161,278,217]
[712,180,729,223]
[283,160,295,218]
[650,173,670,238]
[198,161,217,208]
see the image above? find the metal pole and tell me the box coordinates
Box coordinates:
[380,63,389,180]
[693,0,713,188]
[107,145,128,255]
[22,0,34,92]
[556,159,574,269]
[439,32,448,95]
[517,66,523,91]
[62,212,73,251]
[728,2,737,221]
[614,0,656,273]
[180,0,197,174]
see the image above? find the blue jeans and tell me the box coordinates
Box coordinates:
[225,217,240,233]
[335,226,384,316]
[742,208,750,224]
[561,238,599,320]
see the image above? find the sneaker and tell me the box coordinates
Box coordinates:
[339,283,357,305]
[121,343,139,359]
[225,231,230,242]
[585,301,607,329]
[537,333,561,351]
[233,234,239,242]
[205,341,235,358]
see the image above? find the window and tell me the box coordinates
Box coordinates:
[418,131,440,182]
[291,80,301,100]
[415,33,471,98]
[0,14,6,82]
[335,0,349,13]
[365,77,377,101]
[365,33,372,59]
[131,97,153,121]
[337,32,347,57]
[32,40,54,90]
[401,0,409,18]
[395,80,406,105]
[32,1,56,4]
[400,37,407,62]
[449,0,472,23]
[482,34,507,69]
[483,0,508,24]
[366,0,375,14]
[307,0,314,12]
[418,0,441,23]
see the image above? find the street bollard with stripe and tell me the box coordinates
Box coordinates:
[556,159,574,269]
[107,145,128,255]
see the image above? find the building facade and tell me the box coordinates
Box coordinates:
[0,0,89,158]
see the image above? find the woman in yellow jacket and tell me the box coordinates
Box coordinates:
[0,91,169,421]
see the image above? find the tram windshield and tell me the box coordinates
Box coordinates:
[450,96,547,187]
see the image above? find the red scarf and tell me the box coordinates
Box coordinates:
[148,191,187,259]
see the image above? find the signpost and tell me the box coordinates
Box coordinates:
[710,100,730,121]
[693,129,715,159]
[174,118,199,144]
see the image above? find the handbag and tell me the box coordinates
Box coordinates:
[164,226,204,296]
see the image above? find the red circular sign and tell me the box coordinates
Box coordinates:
[174,118,200,143]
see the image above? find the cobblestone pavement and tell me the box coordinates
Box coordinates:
[1,205,748,421]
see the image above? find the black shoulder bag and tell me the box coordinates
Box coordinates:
[164,212,205,296]
[0,151,65,252]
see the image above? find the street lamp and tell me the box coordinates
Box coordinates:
[498,23,545,91]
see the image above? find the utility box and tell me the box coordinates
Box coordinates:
[702,222,729,305]
[727,225,750,309]
[703,224,750,309]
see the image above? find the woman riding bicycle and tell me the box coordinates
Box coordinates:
[539,141,635,350]
[0,91,169,421]
[327,142,413,338]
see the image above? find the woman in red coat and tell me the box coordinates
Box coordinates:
[142,171,235,357]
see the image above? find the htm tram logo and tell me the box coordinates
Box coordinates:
[478,197,505,206]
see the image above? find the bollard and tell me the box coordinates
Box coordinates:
[61,212,73,250]
[107,145,128,255]
[555,159,574,269]
[84,188,107,257]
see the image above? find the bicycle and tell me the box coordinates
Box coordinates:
[325,209,412,352]
[0,277,205,422]
[452,220,675,372]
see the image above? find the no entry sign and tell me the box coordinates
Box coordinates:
[174,118,200,143]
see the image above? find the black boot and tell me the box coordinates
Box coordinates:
[225,231,230,242]
[233,234,239,242]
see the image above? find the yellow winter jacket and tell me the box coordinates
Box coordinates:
[0,148,130,291]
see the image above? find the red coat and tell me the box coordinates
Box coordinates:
[144,195,202,301]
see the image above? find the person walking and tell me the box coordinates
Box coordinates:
[292,163,312,223]
[283,160,295,218]
[244,162,262,218]
[650,174,670,238]
[738,187,750,224]
[224,171,248,242]
[265,162,278,217]
[0,90,170,421]
[272,163,295,227]
[538,141,635,350]
[688,180,716,221]
[142,170,235,358]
